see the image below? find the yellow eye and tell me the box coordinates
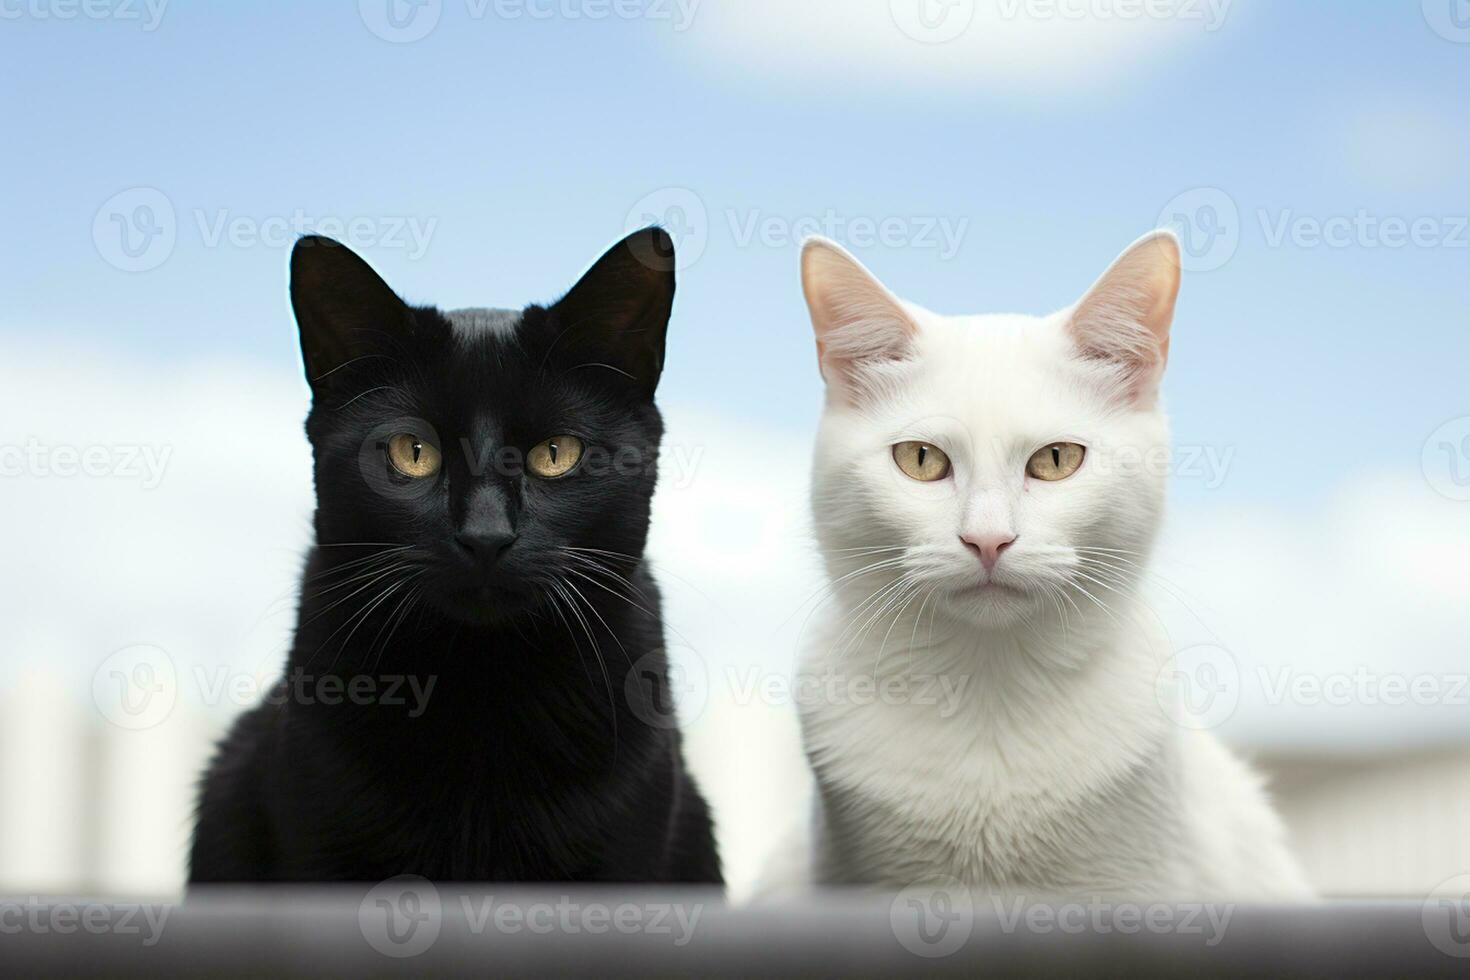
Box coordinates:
[527,435,584,479]
[385,433,441,479]
[1027,442,1086,481]
[892,441,951,482]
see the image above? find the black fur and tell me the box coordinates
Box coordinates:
[189,229,721,885]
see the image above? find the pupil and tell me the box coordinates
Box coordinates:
[917,445,927,466]
[412,442,422,464]
[549,442,559,463]
[1051,446,1060,467]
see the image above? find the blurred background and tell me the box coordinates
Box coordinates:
[2,0,1468,900]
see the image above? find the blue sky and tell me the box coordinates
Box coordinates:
[3,5,1470,892]
[4,0,1468,509]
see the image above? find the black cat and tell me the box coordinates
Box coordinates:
[189,228,721,885]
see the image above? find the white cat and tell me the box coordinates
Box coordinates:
[780,231,1311,901]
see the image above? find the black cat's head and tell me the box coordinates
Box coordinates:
[290,228,675,626]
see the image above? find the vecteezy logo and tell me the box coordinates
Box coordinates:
[359,875,442,958]
[624,188,708,272]
[1156,188,1240,273]
[1423,874,1470,957]
[890,877,974,958]
[624,650,708,729]
[359,0,442,43]
[92,187,177,273]
[1423,0,1470,43]
[889,0,976,44]
[1154,643,1240,730]
[92,644,178,730]
[1423,417,1470,502]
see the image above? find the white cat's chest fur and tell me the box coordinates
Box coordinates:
[798,609,1311,900]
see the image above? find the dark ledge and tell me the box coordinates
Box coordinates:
[1,888,1465,978]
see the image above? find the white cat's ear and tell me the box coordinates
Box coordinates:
[1068,230,1182,404]
[800,237,918,396]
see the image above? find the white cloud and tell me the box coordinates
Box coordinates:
[1,343,313,692]
[1156,477,1470,752]
[670,0,1235,91]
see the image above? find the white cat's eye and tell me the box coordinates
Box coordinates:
[385,433,442,479]
[527,435,584,479]
[1026,442,1086,482]
[892,441,951,482]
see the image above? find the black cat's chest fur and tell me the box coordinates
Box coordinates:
[213,566,703,883]
[189,230,721,886]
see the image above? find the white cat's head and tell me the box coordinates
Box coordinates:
[801,232,1181,633]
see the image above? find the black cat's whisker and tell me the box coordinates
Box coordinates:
[298,556,419,603]
[540,582,587,670]
[314,541,410,549]
[331,384,402,413]
[547,579,619,751]
[561,576,632,667]
[543,584,592,680]
[559,550,652,605]
[299,562,415,629]
[302,577,404,676]
[558,548,701,641]
[258,547,417,620]
[535,306,625,377]
[307,352,395,385]
[558,552,714,658]
[558,558,704,659]
[569,361,637,381]
[563,565,653,620]
[366,581,426,677]
[324,575,420,677]
[302,545,415,583]
[557,580,608,672]
[298,560,422,676]
[558,546,647,574]
[559,555,659,619]
[561,546,726,617]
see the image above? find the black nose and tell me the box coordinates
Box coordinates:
[455,530,517,566]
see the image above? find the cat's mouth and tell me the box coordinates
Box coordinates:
[955,580,1026,599]
[429,578,541,625]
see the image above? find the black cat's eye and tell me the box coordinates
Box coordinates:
[527,435,584,479]
[383,433,442,479]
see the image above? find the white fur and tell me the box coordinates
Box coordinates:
[774,233,1311,901]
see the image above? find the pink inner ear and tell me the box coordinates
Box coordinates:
[1068,233,1181,403]
[801,239,918,394]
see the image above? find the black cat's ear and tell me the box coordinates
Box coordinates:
[546,227,675,400]
[289,236,412,390]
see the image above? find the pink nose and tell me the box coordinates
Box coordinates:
[961,533,1016,573]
